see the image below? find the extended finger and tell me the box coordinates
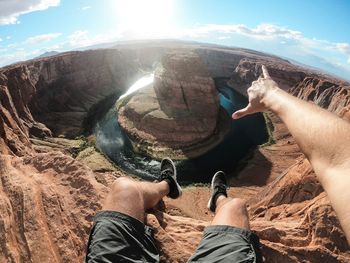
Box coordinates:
[232,104,254,119]
[262,65,270,79]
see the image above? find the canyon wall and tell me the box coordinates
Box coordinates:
[117,51,230,159]
[0,48,164,156]
[0,42,349,262]
[290,77,350,120]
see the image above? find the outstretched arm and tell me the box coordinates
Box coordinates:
[233,66,350,243]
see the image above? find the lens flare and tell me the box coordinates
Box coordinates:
[114,0,175,38]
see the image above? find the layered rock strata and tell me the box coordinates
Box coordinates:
[118,52,230,159]
[0,48,163,156]
[228,58,307,94]
[290,76,350,120]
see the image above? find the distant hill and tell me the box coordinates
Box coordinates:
[35,51,59,59]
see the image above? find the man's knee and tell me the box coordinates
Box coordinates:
[222,198,248,213]
[109,177,140,198]
[103,177,145,220]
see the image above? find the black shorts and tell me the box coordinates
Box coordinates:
[188,225,262,263]
[85,211,159,263]
[86,211,261,263]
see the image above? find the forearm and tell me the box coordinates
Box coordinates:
[264,87,350,242]
[233,65,350,243]
[264,87,350,176]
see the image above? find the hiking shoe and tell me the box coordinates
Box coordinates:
[160,158,182,199]
[207,171,228,212]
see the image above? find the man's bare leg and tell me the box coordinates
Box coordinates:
[86,159,182,262]
[103,177,170,222]
[187,171,259,263]
[207,171,250,229]
[102,158,182,222]
[211,196,250,229]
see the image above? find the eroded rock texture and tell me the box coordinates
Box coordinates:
[0,152,206,263]
[250,159,349,263]
[228,58,306,94]
[118,52,229,159]
[0,41,349,262]
[0,152,106,262]
[290,77,350,120]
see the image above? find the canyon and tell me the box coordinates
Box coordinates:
[0,40,349,262]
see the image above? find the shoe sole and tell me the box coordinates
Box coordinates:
[161,158,182,197]
[207,171,225,211]
[161,158,177,178]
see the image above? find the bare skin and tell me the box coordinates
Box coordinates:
[233,65,350,243]
[103,177,250,229]
[102,177,250,229]
[211,196,250,229]
[103,177,170,222]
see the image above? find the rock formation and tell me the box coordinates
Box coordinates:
[228,58,306,94]
[290,76,350,120]
[0,40,349,262]
[0,152,107,262]
[118,51,229,159]
[249,159,349,263]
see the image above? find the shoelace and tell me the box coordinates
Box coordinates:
[161,169,173,178]
[216,183,228,191]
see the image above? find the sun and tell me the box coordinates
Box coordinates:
[114,0,176,39]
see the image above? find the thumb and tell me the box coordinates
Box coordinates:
[261,65,271,79]
[232,104,254,119]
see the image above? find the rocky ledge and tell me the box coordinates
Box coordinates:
[117,52,230,160]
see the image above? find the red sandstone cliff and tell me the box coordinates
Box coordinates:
[0,41,349,262]
[290,77,350,120]
[117,51,230,160]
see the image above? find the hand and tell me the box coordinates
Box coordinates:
[232,65,279,119]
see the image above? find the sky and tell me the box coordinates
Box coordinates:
[0,0,350,80]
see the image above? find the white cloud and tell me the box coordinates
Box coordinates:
[82,6,91,11]
[335,43,350,64]
[68,30,120,48]
[218,36,230,40]
[0,37,2,42]
[25,33,61,44]
[0,49,29,66]
[0,0,60,25]
[177,23,349,62]
[68,30,90,47]
[172,23,350,78]
[46,43,63,50]
[336,43,350,54]
[177,23,303,40]
[1,30,120,67]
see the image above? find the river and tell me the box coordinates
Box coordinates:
[94,75,268,183]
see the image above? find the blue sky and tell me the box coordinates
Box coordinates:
[1,0,350,80]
